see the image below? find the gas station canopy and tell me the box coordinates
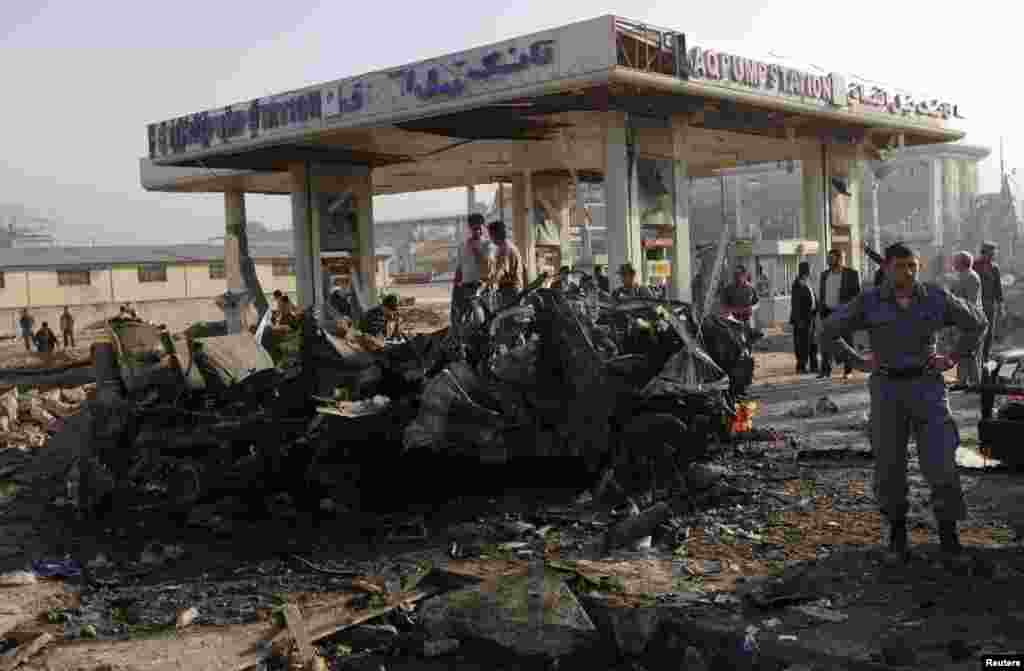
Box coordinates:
[142,15,964,196]
[141,15,966,309]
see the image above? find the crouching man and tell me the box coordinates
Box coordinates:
[821,243,987,562]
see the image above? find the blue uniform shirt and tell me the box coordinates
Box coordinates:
[821,281,987,371]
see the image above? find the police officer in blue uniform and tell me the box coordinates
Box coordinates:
[821,243,987,561]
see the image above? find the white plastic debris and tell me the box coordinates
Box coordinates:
[176,606,199,628]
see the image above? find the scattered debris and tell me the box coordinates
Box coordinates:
[604,502,672,553]
[416,572,597,657]
[790,604,848,623]
[0,632,53,671]
[284,604,315,667]
[421,637,460,657]
[815,396,839,414]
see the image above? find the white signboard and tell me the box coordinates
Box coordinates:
[148,16,616,163]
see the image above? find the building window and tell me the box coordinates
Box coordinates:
[272,259,295,277]
[208,261,226,279]
[138,264,168,283]
[0,272,4,289]
[57,270,91,286]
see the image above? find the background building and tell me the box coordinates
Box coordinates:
[0,243,393,336]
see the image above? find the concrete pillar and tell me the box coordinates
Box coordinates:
[670,116,692,302]
[605,113,640,290]
[353,172,377,306]
[511,176,526,265]
[224,191,245,294]
[574,175,592,271]
[861,165,882,255]
[801,153,829,275]
[465,183,476,238]
[943,157,961,243]
[844,170,863,273]
[559,179,573,267]
[733,176,744,239]
[926,158,944,249]
[223,191,246,333]
[289,163,316,310]
[522,169,536,282]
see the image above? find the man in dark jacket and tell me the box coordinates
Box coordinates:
[974,242,1004,363]
[790,262,817,374]
[720,265,759,327]
[818,249,861,379]
[34,322,58,354]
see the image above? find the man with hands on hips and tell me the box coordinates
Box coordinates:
[821,242,987,563]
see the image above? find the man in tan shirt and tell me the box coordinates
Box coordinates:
[488,220,524,307]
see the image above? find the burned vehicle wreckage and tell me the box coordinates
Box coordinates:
[54,276,751,519]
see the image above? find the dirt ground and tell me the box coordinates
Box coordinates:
[1,320,1023,670]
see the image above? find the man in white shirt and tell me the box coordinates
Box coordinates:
[451,213,495,324]
[817,249,861,380]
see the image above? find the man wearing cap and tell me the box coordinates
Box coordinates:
[719,265,759,327]
[551,265,575,293]
[611,263,652,301]
[594,265,611,293]
[818,249,861,380]
[822,242,987,562]
[452,213,495,324]
[973,242,1003,363]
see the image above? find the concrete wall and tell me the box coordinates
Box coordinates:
[0,261,297,310]
[0,259,300,336]
[184,262,229,298]
[0,295,284,337]
[110,265,188,302]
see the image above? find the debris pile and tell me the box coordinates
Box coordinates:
[0,385,91,449]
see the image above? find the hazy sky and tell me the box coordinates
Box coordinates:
[0,0,1013,245]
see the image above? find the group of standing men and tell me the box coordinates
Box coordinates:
[788,249,862,379]
[451,214,525,321]
[451,213,670,321]
[786,242,1005,384]
[18,307,76,354]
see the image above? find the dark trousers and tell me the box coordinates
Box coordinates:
[63,331,74,348]
[792,321,815,372]
[450,282,482,327]
[819,307,852,376]
[982,307,998,363]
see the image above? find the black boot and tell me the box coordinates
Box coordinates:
[939,520,962,555]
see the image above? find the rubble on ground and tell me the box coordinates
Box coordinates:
[2,303,1023,669]
[0,385,92,450]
